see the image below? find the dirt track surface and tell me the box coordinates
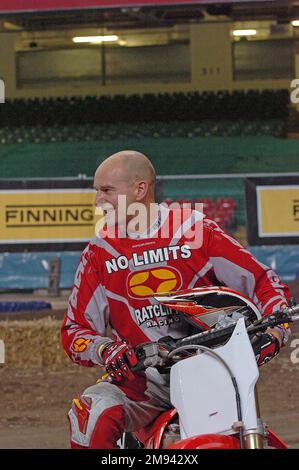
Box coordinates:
[0,367,97,449]
[0,323,298,449]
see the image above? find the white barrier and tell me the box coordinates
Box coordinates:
[0,339,5,364]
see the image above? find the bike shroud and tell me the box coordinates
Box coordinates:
[121,286,299,450]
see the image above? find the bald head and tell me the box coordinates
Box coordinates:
[93,150,156,217]
[96,150,156,188]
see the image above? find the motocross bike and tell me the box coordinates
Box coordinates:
[121,286,299,450]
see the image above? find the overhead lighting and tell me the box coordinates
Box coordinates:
[233,29,257,37]
[73,35,118,44]
[291,20,299,27]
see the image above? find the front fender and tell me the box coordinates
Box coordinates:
[166,433,240,449]
[267,429,288,449]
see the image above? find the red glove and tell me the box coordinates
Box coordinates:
[101,341,138,382]
[252,333,280,367]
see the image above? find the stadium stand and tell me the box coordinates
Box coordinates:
[286,107,299,139]
[162,196,237,230]
[0,89,289,129]
[0,119,285,144]
[0,88,296,234]
[1,89,299,288]
[161,178,244,232]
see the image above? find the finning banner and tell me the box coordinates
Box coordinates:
[0,179,99,251]
[245,176,299,245]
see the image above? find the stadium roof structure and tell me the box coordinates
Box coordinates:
[0,1,294,32]
[0,1,279,14]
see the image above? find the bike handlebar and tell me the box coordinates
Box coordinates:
[176,304,298,348]
[133,304,299,372]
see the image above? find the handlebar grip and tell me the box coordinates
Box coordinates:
[287,304,299,315]
[131,363,145,373]
[131,344,147,372]
[176,324,236,348]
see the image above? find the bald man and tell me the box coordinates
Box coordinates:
[93,150,157,232]
[62,150,289,449]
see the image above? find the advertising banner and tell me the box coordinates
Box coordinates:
[245,176,299,245]
[0,180,99,251]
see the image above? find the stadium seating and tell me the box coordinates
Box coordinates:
[0,88,293,233]
[161,196,237,231]
[0,119,285,144]
[0,89,289,129]
[0,89,289,146]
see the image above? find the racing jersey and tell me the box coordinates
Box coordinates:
[61,205,290,368]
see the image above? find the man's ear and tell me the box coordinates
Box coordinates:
[135,181,148,201]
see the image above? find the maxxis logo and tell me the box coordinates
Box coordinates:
[127,266,182,299]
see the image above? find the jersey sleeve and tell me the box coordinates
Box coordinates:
[202,219,291,317]
[61,242,112,367]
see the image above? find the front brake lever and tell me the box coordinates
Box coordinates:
[132,341,174,372]
[131,344,147,372]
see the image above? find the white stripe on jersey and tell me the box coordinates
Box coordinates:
[188,261,213,288]
[170,210,204,245]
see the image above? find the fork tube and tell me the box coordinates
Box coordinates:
[243,432,264,449]
[243,387,264,449]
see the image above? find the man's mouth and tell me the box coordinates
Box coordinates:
[98,204,115,215]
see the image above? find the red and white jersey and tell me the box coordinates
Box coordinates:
[61,205,290,367]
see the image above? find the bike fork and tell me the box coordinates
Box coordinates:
[243,387,265,449]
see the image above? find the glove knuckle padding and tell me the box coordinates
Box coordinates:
[253,333,280,367]
[102,341,137,382]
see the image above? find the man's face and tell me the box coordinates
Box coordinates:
[93,164,137,226]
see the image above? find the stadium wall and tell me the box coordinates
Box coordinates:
[1,245,299,291]
[0,24,292,100]
[1,136,299,178]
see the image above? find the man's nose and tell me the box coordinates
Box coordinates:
[94,192,105,207]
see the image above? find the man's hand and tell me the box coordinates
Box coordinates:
[252,331,280,367]
[100,341,138,382]
[267,327,283,347]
